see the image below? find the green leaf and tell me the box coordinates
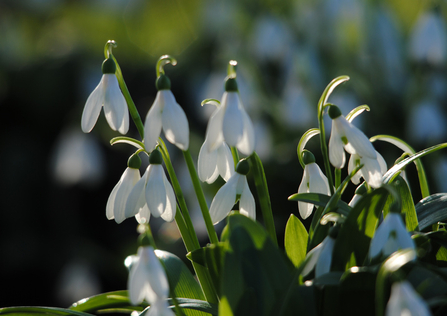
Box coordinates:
[284,214,309,267]
[416,193,447,231]
[138,298,217,315]
[70,290,141,313]
[317,76,350,118]
[155,250,207,316]
[288,193,352,216]
[383,176,419,231]
[221,212,270,249]
[332,187,391,271]
[0,307,95,316]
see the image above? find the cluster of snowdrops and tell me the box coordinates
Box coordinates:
[3,40,447,316]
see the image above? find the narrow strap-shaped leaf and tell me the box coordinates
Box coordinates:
[416,193,447,231]
[1,306,96,316]
[288,193,352,216]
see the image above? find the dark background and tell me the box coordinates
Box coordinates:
[1,0,447,308]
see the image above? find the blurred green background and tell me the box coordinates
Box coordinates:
[1,0,447,308]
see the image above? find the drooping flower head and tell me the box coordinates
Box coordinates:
[144,59,189,152]
[348,150,387,189]
[198,135,235,184]
[209,159,255,225]
[369,207,416,260]
[125,149,176,223]
[298,150,331,219]
[106,153,142,224]
[205,75,255,156]
[386,281,432,316]
[328,105,376,169]
[128,245,174,316]
[81,57,129,134]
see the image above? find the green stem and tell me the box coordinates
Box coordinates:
[231,146,240,167]
[334,168,341,189]
[183,149,219,245]
[248,152,278,246]
[318,108,335,195]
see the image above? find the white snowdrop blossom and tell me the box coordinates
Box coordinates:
[328,105,376,169]
[198,139,234,184]
[106,154,142,224]
[125,150,175,223]
[385,281,432,316]
[82,58,129,134]
[144,75,189,151]
[348,183,367,208]
[301,227,337,278]
[298,151,330,219]
[348,150,387,188]
[128,246,174,316]
[369,212,416,259]
[205,78,255,156]
[209,160,255,225]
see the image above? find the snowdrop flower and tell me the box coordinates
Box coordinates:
[128,246,174,316]
[209,160,255,224]
[328,105,376,169]
[144,74,189,151]
[302,226,338,278]
[125,149,175,223]
[106,154,142,224]
[81,58,129,134]
[198,138,234,184]
[369,211,415,259]
[206,77,255,156]
[298,151,330,219]
[348,150,387,188]
[386,281,432,316]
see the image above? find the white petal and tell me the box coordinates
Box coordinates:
[209,174,239,224]
[161,90,190,150]
[239,179,256,221]
[297,167,313,219]
[160,171,176,222]
[145,165,167,217]
[103,75,128,134]
[315,236,335,278]
[136,205,151,224]
[106,177,121,220]
[386,281,432,316]
[301,242,324,276]
[361,156,383,189]
[147,248,170,298]
[147,299,175,316]
[329,121,346,168]
[236,105,256,155]
[308,163,330,195]
[348,194,362,207]
[144,92,164,151]
[222,92,244,147]
[113,168,140,224]
[198,140,219,183]
[81,78,104,133]
[216,142,235,182]
[377,151,388,174]
[125,168,149,219]
[206,106,225,152]
[128,256,146,305]
[338,117,376,159]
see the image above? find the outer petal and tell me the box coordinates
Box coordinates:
[113,168,141,224]
[135,205,151,224]
[198,140,219,183]
[160,90,190,150]
[301,242,324,276]
[329,121,346,168]
[125,168,149,219]
[160,171,176,222]
[206,105,225,152]
[106,177,121,220]
[128,248,157,305]
[237,106,256,155]
[361,156,383,189]
[145,165,167,217]
[315,236,335,277]
[209,174,239,224]
[308,163,331,195]
[216,142,235,182]
[338,117,376,159]
[348,154,362,185]
[103,75,129,134]
[147,299,175,316]
[81,78,104,133]
[297,167,313,219]
[222,92,244,147]
[147,248,170,298]
[238,177,256,220]
[144,92,164,151]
